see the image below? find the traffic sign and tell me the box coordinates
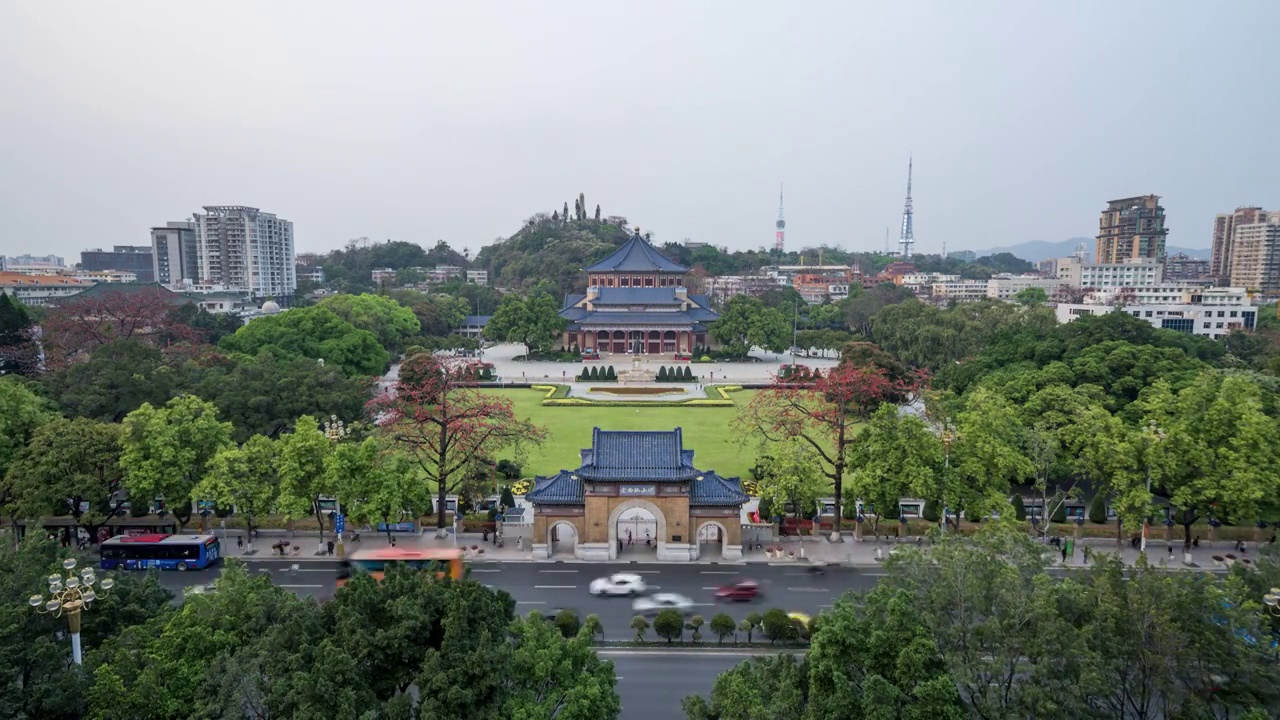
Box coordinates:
[335,513,345,534]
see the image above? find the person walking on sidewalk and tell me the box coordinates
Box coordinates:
[1060,543,1068,565]
[237,535,244,550]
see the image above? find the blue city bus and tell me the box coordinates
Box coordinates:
[99,533,222,571]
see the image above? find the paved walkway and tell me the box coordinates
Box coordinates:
[214,529,1264,570]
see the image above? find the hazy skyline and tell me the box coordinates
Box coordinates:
[2,1,1276,261]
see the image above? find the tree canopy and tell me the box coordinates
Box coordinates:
[317,293,421,353]
[219,305,388,376]
[709,295,790,357]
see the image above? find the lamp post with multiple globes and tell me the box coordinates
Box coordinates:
[28,557,114,665]
[323,415,352,558]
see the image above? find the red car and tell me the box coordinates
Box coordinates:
[714,579,761,602]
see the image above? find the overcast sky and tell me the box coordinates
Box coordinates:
[2,1,1276,261]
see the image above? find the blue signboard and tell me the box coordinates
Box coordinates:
[619,485,656,497]
[335,513,345,534]
[377,521,416,533]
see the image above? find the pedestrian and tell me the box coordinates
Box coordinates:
[1192,535,1200,548]
[326,540,335,556]
[390,535,397,547]
[627,530,632,546]
[1060,543,1068,564]
[237,535,244,550]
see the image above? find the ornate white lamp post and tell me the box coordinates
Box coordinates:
[28,557,114,665]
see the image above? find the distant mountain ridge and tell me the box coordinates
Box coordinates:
[974,237,1210,263]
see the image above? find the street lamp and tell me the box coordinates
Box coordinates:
[28,557,114,665]
[940,427,957,536]
[323,415,352,558]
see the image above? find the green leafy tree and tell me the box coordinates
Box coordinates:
[0,377,55,481]
[710,613,736,644]
[484,292,567,354]
[582,613,603,641]
[1013,286,1048,306]
[43,340,194,422]
[193,434,280,552]
[848,404,942,536]
[653,609,684,643]
[318,293,421,353]
[219,305,388,376]
[948,388,1035,522]
[1011,494,1027,521]
[6,417,122,528]
[709,295,789,357]
[743,611,762,642]
[555,608,581,638]
[753,441,826,526]
[120,396,233,532]
[1088,493,1108,524]
[683,654,810,720]
[1138,374,1280,547]
[329,437,427,544]
[275,415,335,552]
[0,293,39,375]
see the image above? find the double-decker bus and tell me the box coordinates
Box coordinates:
[99,534,222,572]
[336,548,465,588]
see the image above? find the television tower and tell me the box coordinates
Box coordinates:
[898,157,915,258]
[774,183,786,252]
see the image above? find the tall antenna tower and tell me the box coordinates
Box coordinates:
[898,157,915,258]
[884,227,890,254]
[774,183,786,252]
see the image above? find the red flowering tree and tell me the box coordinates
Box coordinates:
[738,359,921,538]
[369,354,546,530]
[40,287,196,368]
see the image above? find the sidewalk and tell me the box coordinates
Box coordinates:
[210,528,1265,570]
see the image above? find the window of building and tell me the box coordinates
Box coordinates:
[1216,322,1224,329]
[1145,311,1153,317]
[1230,311,1238,318]
[1203,322,1211,329]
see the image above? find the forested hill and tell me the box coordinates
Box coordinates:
[475,211,634,295]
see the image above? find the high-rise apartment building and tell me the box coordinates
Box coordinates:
[150,221,199,288]
[0,254,65,272]
[1096,195,1169,264]
[1210,207,1266,282]
[193,206,295,300]
[1227,210,1280,296]
[80,246,154,283]
[1163,252,1211,282]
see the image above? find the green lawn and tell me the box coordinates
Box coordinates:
[485,388,762,481]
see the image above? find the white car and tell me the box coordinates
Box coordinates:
[589,573,647,596]
[632,593,694,617]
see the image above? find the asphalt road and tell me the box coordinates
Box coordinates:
[602,650,783,720]
[155,559,885,639]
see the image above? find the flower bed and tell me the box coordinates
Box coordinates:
[588,386,684,396]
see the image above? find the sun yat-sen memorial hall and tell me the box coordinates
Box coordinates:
[527,428,749,561]
[558,229,719,355]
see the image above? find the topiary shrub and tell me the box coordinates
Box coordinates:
[1051,498,1067,524]
[1011,494,1027,521]
[922,500,940,523]
[683,366,694,382]
[653,609,684,643]
[499,486,516,510]
[761,608,795,644]
[630,616,649,642]
[965,506,981,523]
[700,355,712,362]
[686,614,704,643]
[658,366,669,382]
[710,613,736,644]
[555,609,581,638]
[589,365,599,381]
[880,499,900,521]
[758,497,775,522]
[1088,494,1108,524]
[605,365,617,381]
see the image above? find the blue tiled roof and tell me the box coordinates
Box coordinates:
[461,315,491,327]
[592,288,684,305]
[562,293,586,311]
[584,232,689,273]
[579,428,698,481]
[566,312,701,326]
[526,471,584,505]
[690,471,751,506]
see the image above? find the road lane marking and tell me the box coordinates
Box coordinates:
[470,568,501,573]
[534,585,577,589]
[862,573,889,577]
[632,570,662,574]
[786,587,829,592]
[279,584,323,588]
[700,571,737,575]
[539,570,579,573]
[517,601,546,605]
[692,603,716,607]
[701,587,721,590]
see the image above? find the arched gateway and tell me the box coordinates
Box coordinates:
[528,428,748,562]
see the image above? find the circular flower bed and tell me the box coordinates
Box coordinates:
[588,387,683,396]
[510,479,533,496]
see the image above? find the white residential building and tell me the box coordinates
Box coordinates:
[466,269,489,285]
[297,266,326,284]
[1056,256,1164,288]
[371,268,396,283]
[931,279,989,303]
[1227,211,1280,297]
[193,206,296,300]
[986,274,1066,300]
[1057,301,1256,340]
[1084,285,1250,307]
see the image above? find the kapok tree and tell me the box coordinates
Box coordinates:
[39,286,196,368]
[737,360,920,539]
[369,354,546,530]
